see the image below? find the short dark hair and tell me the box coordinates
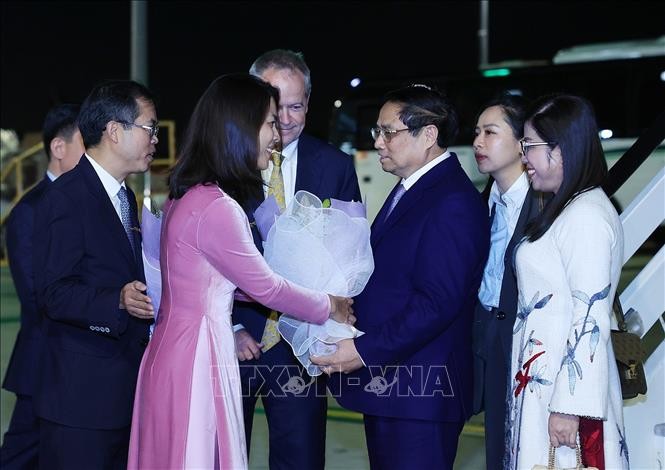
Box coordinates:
[168,73,279,209]
[249,49,312,98]
[42,103,80,160]
[384,84,459,149]
[524,94,608,241]
[77,80,156,148]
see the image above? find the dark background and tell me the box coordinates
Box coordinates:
[2,1,664,143]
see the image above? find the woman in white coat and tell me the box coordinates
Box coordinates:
[506,94,628,470]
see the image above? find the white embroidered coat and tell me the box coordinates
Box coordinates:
[506,188,629,469]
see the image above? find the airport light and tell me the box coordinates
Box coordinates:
[599,129,613,139]
[482,68,511,78]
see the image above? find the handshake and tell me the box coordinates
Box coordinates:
[329,295,356,326]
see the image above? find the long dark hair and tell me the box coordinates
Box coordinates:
[168,73,279,209]
[524,94,607,241]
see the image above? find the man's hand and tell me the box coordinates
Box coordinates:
[548,412,579,448]
[235,329,262,361]
[329,295,356,325]
[120,281,154,319]
[311,339,363,375]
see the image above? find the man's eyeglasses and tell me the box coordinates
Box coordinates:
[370,126,421,143]
[118,121,159,140]
[519,138,555,156]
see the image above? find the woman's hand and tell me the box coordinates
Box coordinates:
[548,412,579,448]
[328,295,356,325]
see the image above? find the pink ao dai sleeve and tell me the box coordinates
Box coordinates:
[197,195,330,324]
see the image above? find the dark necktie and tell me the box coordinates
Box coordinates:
[384,183,406,221]
[117,186,136,255]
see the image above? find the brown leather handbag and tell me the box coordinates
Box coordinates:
[611,296,647,399]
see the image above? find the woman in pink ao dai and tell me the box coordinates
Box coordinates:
[127,74,353,469]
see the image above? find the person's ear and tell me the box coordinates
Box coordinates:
[106,121,121,144]
[423,124,439,148]
[551,146,563,164]
[514,138,523,160]
[49,137,66,161]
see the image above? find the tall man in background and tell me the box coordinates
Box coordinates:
[32,80,156,469]
[0,104,84,469]
[233,49,361,469]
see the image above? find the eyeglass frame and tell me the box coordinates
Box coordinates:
[117,120,159,140]
[519,138,556,156]
[370,125,423,143]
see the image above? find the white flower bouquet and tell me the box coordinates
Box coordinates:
[255,190,374,376]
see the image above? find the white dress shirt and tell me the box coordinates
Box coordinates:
[478,172,529,309]
[487,172,529,235]
[400,151,451,190]
[85,154,127,223]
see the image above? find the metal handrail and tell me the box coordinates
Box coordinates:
[0,142,45,212]
[603,109,665,197]
[0,142,43,181]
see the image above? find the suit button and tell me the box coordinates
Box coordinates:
[496,310,506,320]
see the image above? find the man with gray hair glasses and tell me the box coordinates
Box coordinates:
[232,49,361,469]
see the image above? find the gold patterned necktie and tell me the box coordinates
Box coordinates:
[261,150,285,352]
[267,150,286,211]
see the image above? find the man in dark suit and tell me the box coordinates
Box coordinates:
[233,49,361,469]
[313,85,490,469]
[1,104,84,469]
[32,80,157,469]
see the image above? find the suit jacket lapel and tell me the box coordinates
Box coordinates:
[500,186,542,302]
[371,155,458,247]
[510,188,537,248]
[79,157,136,266]
[244,198,265,253]
[127,186,145,281]
[370,182,401,245]
[294,134,323,193]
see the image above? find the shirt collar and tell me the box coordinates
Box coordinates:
[281,139,298,161]
[401,151,451,191]
[490,171,529,208]
[46,170,57,181]
[85,154,125,199]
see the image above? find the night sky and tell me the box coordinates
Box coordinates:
[2,1,664,142]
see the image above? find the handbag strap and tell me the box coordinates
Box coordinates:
[611,293,628,332]
[548,443,583,469]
